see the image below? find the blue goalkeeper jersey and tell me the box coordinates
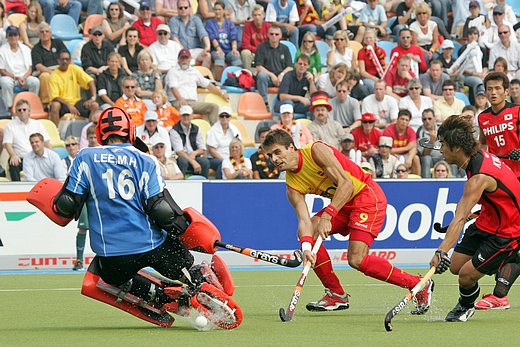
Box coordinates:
[65,143,167,256]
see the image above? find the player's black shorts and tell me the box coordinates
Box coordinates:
[454,223,520,275]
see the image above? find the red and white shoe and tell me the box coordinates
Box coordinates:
[412,279,434,315]
[475,294,510,310]
[306,289,350,311]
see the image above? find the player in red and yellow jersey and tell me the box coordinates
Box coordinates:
[430,115,520,321]
[263,113,433,314]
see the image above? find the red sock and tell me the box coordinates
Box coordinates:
[312,244,345,295]
[358,254,419,289]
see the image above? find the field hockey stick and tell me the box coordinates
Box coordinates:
[367,44,385,78]
[214,241,303,268]
[279,236,323,322]
[495,149,520,161]
[433,210,481,234]
[381,52,398,80]
[384,266,436,332]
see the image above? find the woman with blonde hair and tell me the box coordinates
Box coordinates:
[296,31,321,79]
[327,30,358,70]
[318,62,348,98]
[133,48,162,108]
[357,29,386,93]
[222,138,253,180]
[153,90,180,131]
[19,1,45,48]
[432,160,452,178]
[409,2,439,63]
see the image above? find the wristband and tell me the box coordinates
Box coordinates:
[323,205,338,219]
[300,236,313,252]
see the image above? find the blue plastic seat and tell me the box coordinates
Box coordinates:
[66,39,84,66]
[377,40,397,64]
[452,40,462,59]
[187,175,207,180]
[456,92,470,106]
[51,14,83,41]
[221,65,245,93]
[53,147,68,160]
[315,40,330,68]
[281,40,297,63]
[243,146,257,159]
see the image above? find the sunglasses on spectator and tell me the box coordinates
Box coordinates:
[17,108,28,112]
[498,31,509,35]
[334,38,345,41]
[422,117,433,121]
[66,143,78,147]
[154,144,164,148]
[109,7,119,11]
[396,169,407,173]
[443,88,454,91]
[124,85,136,89]
[337,89,348,93]
[362,121,375,124]
[409,87,421,90]
[92,32,103,36]
[219,114,231,118]
[269,32,280,36]
[303,40,314,43]
[417,12,427,15]
[493,12,503,16]
[59,57,71,61]
[158,31,168,36]
[178,6,189,10]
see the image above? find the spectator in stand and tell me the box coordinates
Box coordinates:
[78,0,103,15]
[488,24,520,80]
[222,138,253,180]
[383,109,420,176]
[0,26,39,109]
[421,60,450,102]
[115,75,147,126]
[102,1,131,47]
[62,135,79,172]
[510,79,520,105]
[433,80,465,122]
[493,57,508,75]
[197,0,217,20]
[155,0,179,23]
[475,89,489,117]
[19,2,45,49]
[150,24,182,75]
[39,0,81,24]
[307,91,344,148]
[240,4,270,73]
[137,110,172,157]
[391,28,427,75]
[133,49,163,110]
[270,103,313,147]
[81,26,115,81]
[416,108,442,178]
[265,0,299,47]
[339,133,361,165]
[169,0,212,68]
[385,54,415,101]
[132,1,163,47]
[226,0,255,45]
[23,132,66,181]
[295,0,336,45]
[351,112,382,161]
[359,0,389,38]
[119,27,144,75]
[206,106,242,179]
[79,109,100,149]
[330,80,361,130]
[151,137,184,180]
[395,163,409,179]
[409,1,439,64]
[489,0,518,26]
[166,48,228,125]
[5,0,28,14]
[276,54,316,114]
[438,39,456,75]
[327,30,357,70]
[393,0,448,39]
[357,29,386,93]
[399,78,433,131]
[255,26,293,106]
[0,3,8,47]
[361,79,399,129]
[49,50,98,126]
[432,160,452,178]
[97,52,127,108]
[169,105,210,178]
[369,136,401,179]
[153,90,179,131]
[251,126,280,179]
[317,62,347,98]
[31,22,66,106]
[462,1,488,39]
[296,31,321,80]
[480,5,515,51]
[2,99,50,181]
[205,1,242,81]
[321,0,365,43]
[346,64,370,102]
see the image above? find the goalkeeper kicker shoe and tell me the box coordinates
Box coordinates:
[306,289,350,311]
[474,294,511,310]
[445,303,475,322]
[412,279,434,315]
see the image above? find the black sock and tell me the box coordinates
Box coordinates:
[494,262,520,297]
[126,276,169,304]
[459,283,480,308]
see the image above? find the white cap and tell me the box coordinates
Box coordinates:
[144,111,158,121]
[157,24,171,33]
[179,105,193,116]
[151,137,166,147]
[218,106,232,116]
[440,40,455,50]
[280,103,293,114]
[379,136,393,148]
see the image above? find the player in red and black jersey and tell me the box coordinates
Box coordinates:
[475,72,520,309]
[430,115,520,322]
[478,72,520,177]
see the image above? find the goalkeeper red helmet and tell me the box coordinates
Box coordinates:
[96,107,136,145]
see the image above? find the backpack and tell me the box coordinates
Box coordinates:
[236,69,255,91]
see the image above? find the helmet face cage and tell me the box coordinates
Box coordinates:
[95,107,136,145]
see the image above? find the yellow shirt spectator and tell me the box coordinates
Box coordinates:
[49,64,94,105]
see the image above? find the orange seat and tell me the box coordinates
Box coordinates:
[237,92,272,120]
[230,119,255,147]
[268,87,279,94]
[83,14,105,37]
[12,92,48,119]
[8,13,26,28]
[348,41,363,58]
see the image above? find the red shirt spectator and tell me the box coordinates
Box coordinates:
[241,18,270,53]
[352,113,382,158]
[132,4,164,47]
[390,28,427,73]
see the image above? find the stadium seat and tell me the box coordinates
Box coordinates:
[452,40,462,59]
[237,92,272,120]
[7,13,26,27]
[221,66,245,93]
[191,119,211,144]
[378,40,397,64]
[204,93,237,118]
[280,40,297,63]
[83,14,105,37]
[243,146,257,159]
[0,119,9,129]
[194,66,215,81]
[186,174,206,180]
[347,40,363,59]
[66,39,84,66]
[456,92,470,106]
[230,118,255,147]
[270,95,306,120]
[53,147,68,160]
[58,113,87,139]
[254,120,276,142]
[64,120,89,139]
[12,92,48,119]
[315,40,330,68]
[39,119,65,148]
[50,14,83,40]
[0,148,9,180]
[296,118,312,127]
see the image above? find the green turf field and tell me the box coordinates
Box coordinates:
[1,269,518,346]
